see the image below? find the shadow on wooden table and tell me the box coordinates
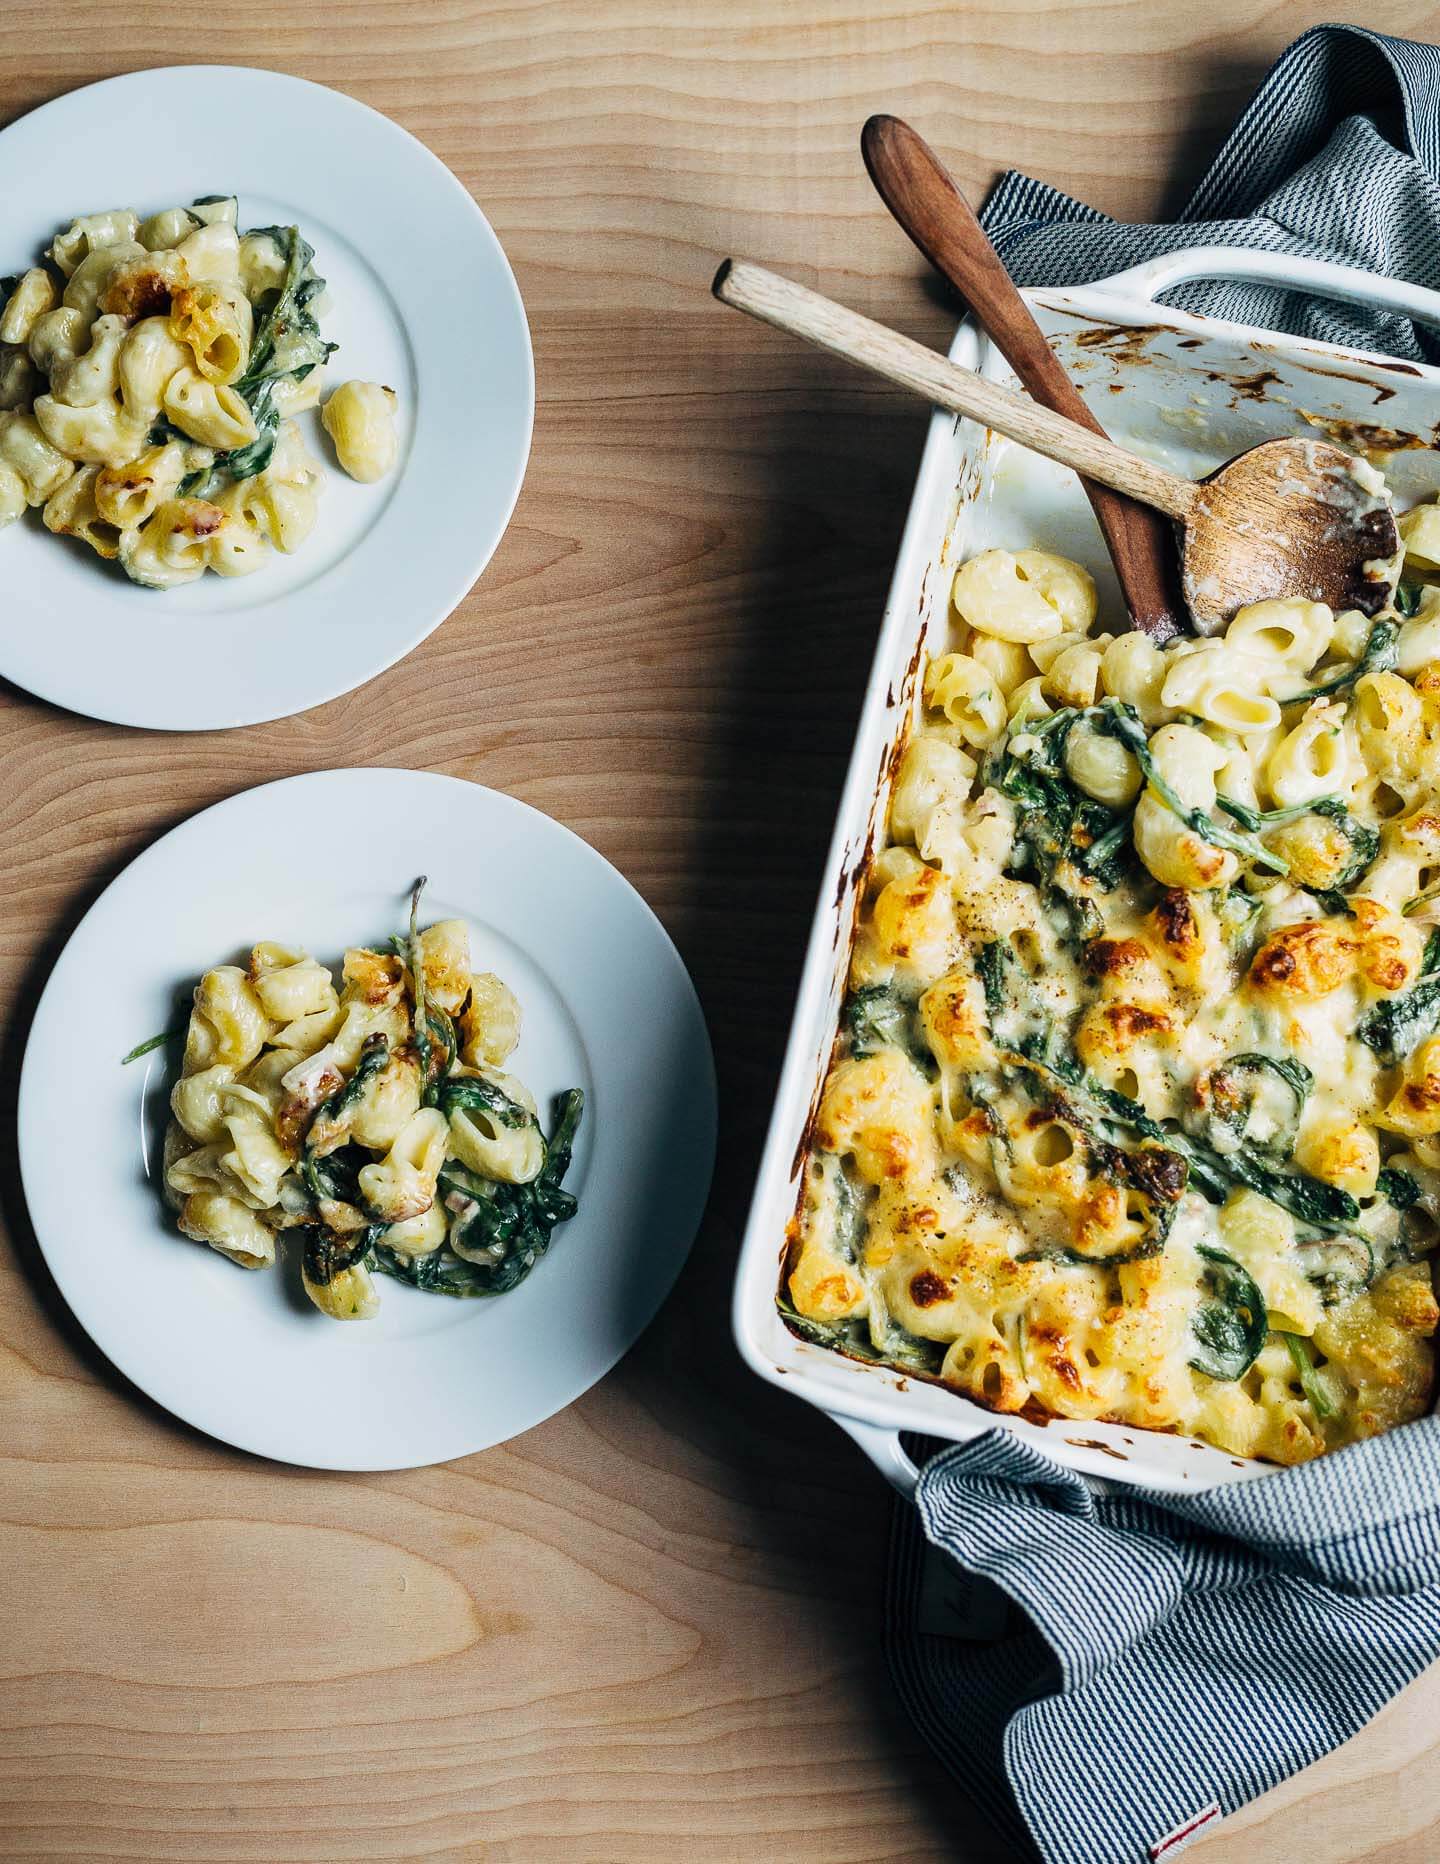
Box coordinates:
[603,302,1023,1856]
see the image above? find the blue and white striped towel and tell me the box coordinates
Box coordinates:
[985,23,1440,363]
[886,26,1440,1864]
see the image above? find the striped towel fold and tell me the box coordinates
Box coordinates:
[887,1426,1440,1864]
[886,25,1440,1863]
[984,23,1440,363]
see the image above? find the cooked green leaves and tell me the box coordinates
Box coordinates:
[240,223,335,386]
[1179,1135,1360,1233]
[1092,699,1288,874]
[377,1088,585,1297]
[121,1026,185,1064]
[1394,579,1425,619]
[844,983,913,1057]
[1356,934,1440,1063]
[1188,1053,1313,1160]
[1288,619,1400,703]
[1281,1332,1336,1418]
[988,707,1125,932]
[1379,1165,1423,1211]
[1189,1246,1267,1381]
[179,221,338,497]
[1296,1234,1375,1303]
[300,1220,377,1286]
[842,982,935,1076]
[435,1073,536,1130]
[1006,1037,1357,1234]
[776,1291,946,1376]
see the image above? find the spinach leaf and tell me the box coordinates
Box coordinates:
[1007,1043,1354,1231]
[999,1052,1187,1260]
[404,875,432,1091]
[1378,1165,1423,1211]
[775,1291,946,1376]
[1213,796,1377,906]
[1214,793,1335,833]
[1287,619,1400,703]
[844,982,913,1056]
[977,941,1059,1060]
[1092,700,1287,875]
[843,983,934,1073]
[991,708,1124,931]
[1312,799,1381,893]
[300,1033,390,1201]
[1189,1246,1267,1381]
[1191,1053,1313,1159]
[1281,1332,1337,1419]
[434,1073,535,1130]
[417,1088,585,1296]
[180,224,338,497]
[1355,943,1440,1063]
[303,1143,369,1208]
[240,224,334,384]
[301,1220,380,1286]
[366,1243,501,1298]
[421,1007,456,1097]
[1394,580,1425,619]
[1080,808,1135,889]
[1190,1140,1359,1232]
[1296,1233,1375,1302]
[976,941,1006,1019]
[121,1025,185,1065]
[1219,887,1263,945]
[825,1161,869,1266]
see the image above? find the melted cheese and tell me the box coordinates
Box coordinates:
[787,558,1440,1465]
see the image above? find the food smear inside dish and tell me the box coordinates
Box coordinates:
[0,194,399,587]
[145,884,584,1319]
[786,499,1440,1464]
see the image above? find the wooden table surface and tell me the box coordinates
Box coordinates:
[5,4,1440,1858]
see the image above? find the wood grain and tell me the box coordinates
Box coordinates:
[4,4,1440,1860]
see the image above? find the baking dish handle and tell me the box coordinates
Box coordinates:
[834,1416,920,1497]
[1089,244,1440,335]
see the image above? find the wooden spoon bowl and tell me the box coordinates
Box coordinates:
[1183,437,1399,629]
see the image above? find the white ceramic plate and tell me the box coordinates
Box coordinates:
[18,770,716,1469]
[0,67,533,730]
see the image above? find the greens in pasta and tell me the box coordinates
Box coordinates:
[139,885,584,1319]
[787,522,1440,1466]
[0,195,401,588]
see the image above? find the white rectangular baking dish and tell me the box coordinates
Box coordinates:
[732,246,1440,1497]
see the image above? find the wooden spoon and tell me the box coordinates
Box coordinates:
[712,259,1399,633]
[861,112,1184,642]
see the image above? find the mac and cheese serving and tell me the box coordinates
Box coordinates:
[786,521,1440,1464]
[137,886,583,1319]
[0,195,400,587]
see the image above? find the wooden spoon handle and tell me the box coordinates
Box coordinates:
[713,260,1199,522]
[860,113,1183,641]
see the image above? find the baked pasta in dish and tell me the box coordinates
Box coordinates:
[0,194,399,586]
[139,886,583,1319]
[785,507,1440,1464]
